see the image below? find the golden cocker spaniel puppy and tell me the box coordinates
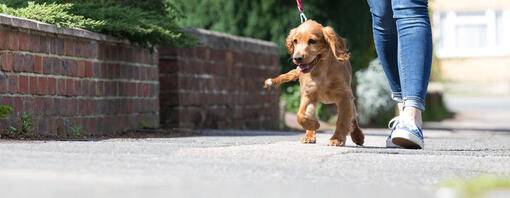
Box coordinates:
[265,20,364,146]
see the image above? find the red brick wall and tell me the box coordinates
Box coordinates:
[159,28,280,130]
[0,15,159,136]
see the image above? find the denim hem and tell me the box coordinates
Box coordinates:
[391,92,403,102]
[403,98,425,111]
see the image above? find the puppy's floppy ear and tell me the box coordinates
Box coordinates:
[322,26,350,62]
[285,28,297,55]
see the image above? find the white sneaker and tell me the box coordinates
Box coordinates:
[391,116,424,149]
[386,116,400,148]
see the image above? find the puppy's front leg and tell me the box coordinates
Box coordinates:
[301,130,316,144]
[296,96,319,144]
[264,69,299,88]
[296,96,320,131]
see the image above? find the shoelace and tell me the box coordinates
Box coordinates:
[388,116,420,130]
[388,116,401,130]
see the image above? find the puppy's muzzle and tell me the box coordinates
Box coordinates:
[297,55,320,73]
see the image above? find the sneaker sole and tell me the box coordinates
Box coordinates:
[391,129,424,149]
[386,138,398,148]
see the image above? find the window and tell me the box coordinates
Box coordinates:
[433,10,510,58]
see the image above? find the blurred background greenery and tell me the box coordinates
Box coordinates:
[170,0,375,77]
[171,0,384,126]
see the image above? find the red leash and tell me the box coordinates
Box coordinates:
[296,0,308,23]
[296,0,304,12]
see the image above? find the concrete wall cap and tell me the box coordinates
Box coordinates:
[183,27,279,55]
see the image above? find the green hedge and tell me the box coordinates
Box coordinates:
[0,0,193,48]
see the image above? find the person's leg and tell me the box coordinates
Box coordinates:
[366,0,403,105]
[390,0,432,149]
[367,0,403,148]
[392,0,432,126]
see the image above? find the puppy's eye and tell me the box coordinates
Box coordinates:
[308,39,316,44]
[293,39,297,44]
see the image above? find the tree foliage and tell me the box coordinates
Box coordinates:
[171,0,375,74]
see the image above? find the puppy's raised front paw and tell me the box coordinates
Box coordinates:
[264,78,273,88]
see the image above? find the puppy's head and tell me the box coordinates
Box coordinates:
[286,20,349,73]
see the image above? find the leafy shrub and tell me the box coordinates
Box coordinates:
[355,59,397,126]
[0,0,193,48]
[0,2,102,28]
[355,59,450,126]
[71,124,82,137]
[6,114,37,138]
[423,102,450,121]
[0,105,12,119]
[422,90,451,121]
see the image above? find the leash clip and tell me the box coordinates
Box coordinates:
[299,12,307,23]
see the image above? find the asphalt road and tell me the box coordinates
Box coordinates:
[1,128,509,198]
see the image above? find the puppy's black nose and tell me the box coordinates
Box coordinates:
[293,55,304,63]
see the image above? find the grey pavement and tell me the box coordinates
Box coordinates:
[1,94,510,198]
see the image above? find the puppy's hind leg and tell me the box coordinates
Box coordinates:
[350,118,364,146]
[329,97,354,147]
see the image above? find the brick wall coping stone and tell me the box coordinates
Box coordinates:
[183,27,279,55]
[0,14,127,44]
[0,14,280,55]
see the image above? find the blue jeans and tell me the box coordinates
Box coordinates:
[366,0,432,110]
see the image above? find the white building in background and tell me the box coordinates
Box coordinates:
[430,0,510,94]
